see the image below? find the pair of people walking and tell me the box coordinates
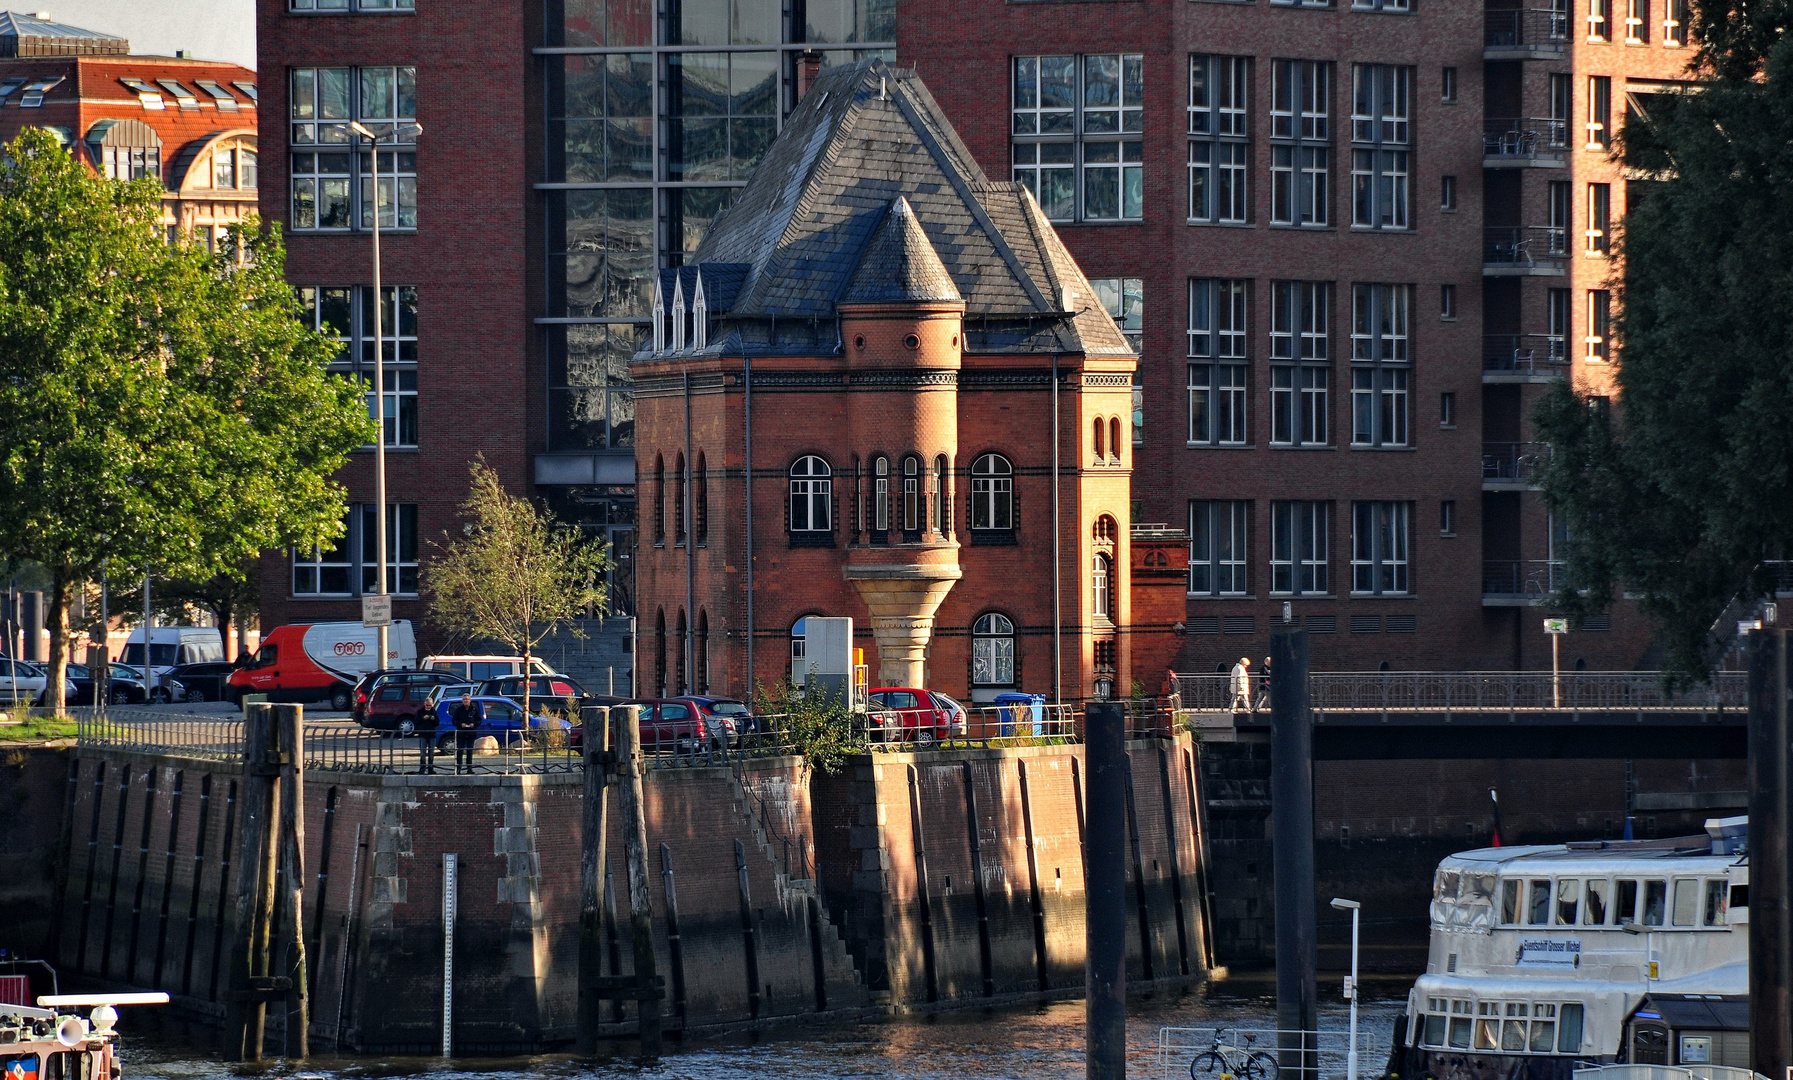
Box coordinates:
[1229,656,1272,712]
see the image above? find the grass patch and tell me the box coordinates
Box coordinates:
[0,714,80,742]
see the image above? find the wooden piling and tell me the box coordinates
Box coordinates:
[577,706,611,1055]
[276,704,309,1058]
[613,704,662,1058]
[226,703,274,1061]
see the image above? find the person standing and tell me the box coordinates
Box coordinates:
[451,691,483,774]
[1258,655,1273,711]
[1229,656,1252,712]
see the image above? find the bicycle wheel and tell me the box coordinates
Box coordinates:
[1245,1051,1279,1080]
[1191,1051,1231,1080]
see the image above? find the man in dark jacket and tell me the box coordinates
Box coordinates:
[450,692,483,774]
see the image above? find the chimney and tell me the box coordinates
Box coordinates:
[175,49,192,59]
[796,49,823,101]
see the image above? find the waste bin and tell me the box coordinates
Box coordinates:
[992,692,1046,737]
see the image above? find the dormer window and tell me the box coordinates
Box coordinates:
[18,76,64,108]
[155,79,201,110]
[691,271,708,351]
[651,278,667,353]
[119,77,165,110]
[671,281,687,352]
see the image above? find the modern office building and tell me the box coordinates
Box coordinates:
[901,0,1692,673]
[0,12,260,243]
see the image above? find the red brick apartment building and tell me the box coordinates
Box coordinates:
[255,0,1685,682]
[902,0,1692,675]
[0,12,259,242]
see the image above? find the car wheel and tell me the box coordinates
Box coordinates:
[110,687,131,706]
[186,687,208,704]
[914,728,936,747]
[329,685,352,711]
[397,716,417,737]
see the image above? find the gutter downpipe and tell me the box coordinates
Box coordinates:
[684,370,696,694]
[744,350,755,697]
[1052,353,1062,704]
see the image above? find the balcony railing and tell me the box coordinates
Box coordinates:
[1485,7,1572,50]
[1485,226,1568,271]
[1484,440,1551,483]
[1483,559,1565,596]
[1484,334,1569,373]
[1484,117,1570,160]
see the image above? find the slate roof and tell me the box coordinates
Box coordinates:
[0,11,128,57]
[670,58,1132,359]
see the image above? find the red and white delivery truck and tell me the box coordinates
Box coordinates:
[227,620,418,710]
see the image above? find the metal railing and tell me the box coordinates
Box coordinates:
[1485,226,1569,267]
[1482,558,1566,596]
[77,709,246,762]
[1575,1066,1769,1080]
[1484,116,1570,157]
[1158,1027,1380,1080]
[1485,7,1571,48]
[1172,671,1746,714]
[1484,440,1551,482]
[1484,334,1568,373]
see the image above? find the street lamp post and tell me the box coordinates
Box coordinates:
[1331,897,1362,1080]
[349,119,420,669]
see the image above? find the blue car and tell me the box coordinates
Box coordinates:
[431,694,572,748]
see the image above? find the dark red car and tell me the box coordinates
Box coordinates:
[353,669,462,733]
[867,687,967,745]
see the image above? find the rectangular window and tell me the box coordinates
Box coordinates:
[1189,279,1249,446]
[292,511,354,595]
[1587,183,1611,254]
[1663,0,1688,43]
[1440,391,1455,426]
[1351,64,1411,230]
[291,0,415,9]
[101,145,161,183]
[1352,0,1409,12]
[1271,59,1331,227]
[1549,180,1572,255]
[1351,500,1411,594]
[1014,54,1143,223]
[1271,0,1332,10]
[292,504,417,595]
[290,65,418,231]
[1189,55,1251,224]
[1441,66,1457,103]
[1589,0,1612,39]
[1549,288,1571,361]
[1587,290,1611,359]
[1092,277,1145,445]
[1270,281,1329,446]
[299,284,420,447]
[1190,500,1251,596]
[1440,499,1456,536]
[1350,283,1410,447]
[1271,501,1329,594]
[1441,174,1457,210]
[1440,283,1456,318]
[1587,76,1612,148]
[1627,0,1650,41]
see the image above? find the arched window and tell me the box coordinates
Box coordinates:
[970,453,1014,531]
[791,615,810,687]
[789,456,832,532]
[1092,553,1112,619]
[674,452,687,545]
[934,455,949,536]
[694,451,708,545]
[654,608,667,697]
[971,612,1016,688]
[697,609,710,693]
[1093,416,1106,460]
[675,608,688,695]
[902,455,921,533]
[1110,417,1122,459]
[653,455,666,544]
[1094,514,1117,543]
[873,456,889,535]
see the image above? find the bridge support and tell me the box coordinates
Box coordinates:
[1271,629,1316,1075]
[1749,630,1790,1079]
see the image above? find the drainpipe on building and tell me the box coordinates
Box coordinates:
[684,371,696,695]
[1052,353,1062,704]
[744,353,755,696]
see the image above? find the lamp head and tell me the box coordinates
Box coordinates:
[1330,897,1361,911]
[348,120,377,140]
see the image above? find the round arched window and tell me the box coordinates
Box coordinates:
[789,456,832,532]
[970,453,1014,531]
[972,613,1016,688]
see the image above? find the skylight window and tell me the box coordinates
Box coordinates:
[0,78,26,105]
[232,81,258,104]
[19,77,64,108]
[194,79,240,111]
[155,79,200,110]
[119,77,165,110]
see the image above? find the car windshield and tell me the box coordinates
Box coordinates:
[931,693,961,711]
[112,664,142,679]
[67,664,89,678]
[708,701,751,715]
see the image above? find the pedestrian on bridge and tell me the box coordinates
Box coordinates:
[1230,657,1252,712]
[451,691,483,774]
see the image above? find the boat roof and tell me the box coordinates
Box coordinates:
[1440,836,1739,871]
[1635,993,1749,1031]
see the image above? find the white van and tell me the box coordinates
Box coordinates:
[421,654,555,681]
[121,627,227,678]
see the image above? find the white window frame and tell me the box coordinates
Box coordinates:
[1586,183,1611,255]
[1586,290,1611,360]
[1013,54,1143,223]
[970,453,1016,531]
[1271,59,1331,227]
[1351,64,1411,231]
[1271,501,1330,595]
[971,613,1017,687]
[290,0,415,10]
[1270,281,1330,447]
[1189,500,1251,596]
[1188,279,1249,446]
[1189,55,1251,225]
[299,285,421,449]
[790,455,833,532]
[1586,76,1612,148]
[1662,0,1687,44]
[1588,0,1612,39]
[1626,0,1649,41]
[1350,284,1411,447]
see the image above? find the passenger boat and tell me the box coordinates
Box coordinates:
[1398,817,1748,1080]
[0,985,165,1080]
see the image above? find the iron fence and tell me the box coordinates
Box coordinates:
[1484,441,1551,483]
[1484,116,1570,157]
[1158,1026,1381,1080]
[77,708,245,762]
[1482,558,1566,596]
[1483,334,1568,374]
[1484,226,1568,267]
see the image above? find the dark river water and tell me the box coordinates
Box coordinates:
[116,977,1411,1080]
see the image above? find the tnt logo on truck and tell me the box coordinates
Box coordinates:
[333,641,367,657]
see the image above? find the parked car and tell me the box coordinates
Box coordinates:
[68,663,154,706]
[421,682,479,728]
[227,620,419,709]
[429,694,571,750]
[866,687,967,745]
[162,661,236,703]
[0,657,77,707]
[421,655,555,681]
[352,669,464,733]
[678,696,758,745]
[474,673,587,710]
[625,698,725,753]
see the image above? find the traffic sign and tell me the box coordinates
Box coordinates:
[1543,617,1568,635]
[362,594,392,627]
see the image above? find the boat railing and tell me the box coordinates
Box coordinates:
[1574,1065,1768,1080]
[1158,1026,1381,1080]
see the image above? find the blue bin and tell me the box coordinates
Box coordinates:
[992,692,1046,737]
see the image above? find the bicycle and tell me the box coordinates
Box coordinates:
[1190,1030,1279,1080]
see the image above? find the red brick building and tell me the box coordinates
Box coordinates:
[631,61,1158,702]
[900,0,1694,674]
[0,12,259,243]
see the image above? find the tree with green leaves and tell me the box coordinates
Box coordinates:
[1533,1,1793,681]
[424,459,610,717]
[0,128,375,711]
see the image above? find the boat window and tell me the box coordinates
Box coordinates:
[1642,879,1667,926]
[1474,1011,1500,1051]
[1679,1035,1712,1064]
[1501,878,1521,924]
[1436,869,1460,902]
[1420,1013,1445,1047]
[1671,879,1699,926]
[1501,1003,1529,1051]
[1558,1003,1584,1053]
[1616,879,1640,924]
[1555,878,1580,925]
[1527,879,1552,924]
[1704,879,1728,926]
[1449,1000,1473,1049]
[1584,879,1609,924]
[1530,1003,1557,1053]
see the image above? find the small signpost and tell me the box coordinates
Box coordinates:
[361,594,392,628]
[1544,618,1568,708]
